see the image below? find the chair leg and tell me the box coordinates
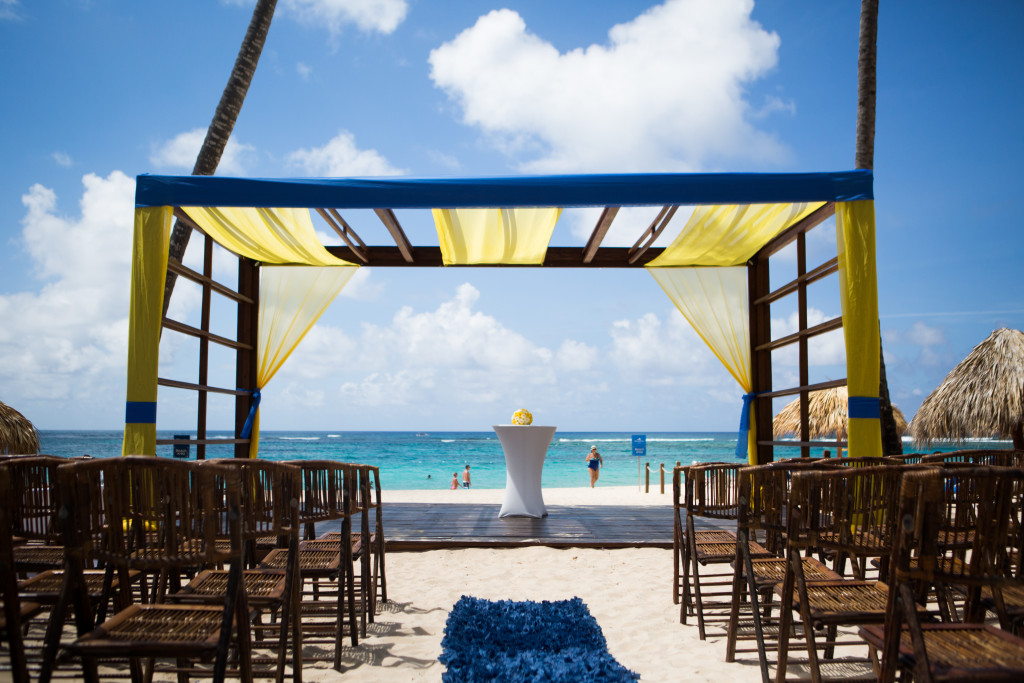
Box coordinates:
[774,555,796,683]
[792,554,822,683]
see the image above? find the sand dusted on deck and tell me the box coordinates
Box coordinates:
[301,486,762,682]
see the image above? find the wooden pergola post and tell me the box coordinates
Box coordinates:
[234,256,259,458]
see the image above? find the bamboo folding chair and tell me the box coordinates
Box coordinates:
[311,462,382,639]
[40,457,252,683]
[774,465,906,683]
[726,461,842,683]
[333,463,387,619]
[681,463,772,640]
[7,456,68,574]
[170,459,303,683]
[262,460,357,668]
[1,463,41,683]
[859,466,1024,682]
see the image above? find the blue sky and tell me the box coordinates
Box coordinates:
[1,0,1022,433]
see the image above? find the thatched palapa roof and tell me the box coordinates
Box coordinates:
[0,399,40,455]
[910,328,1024,449]
[773,385,908,441]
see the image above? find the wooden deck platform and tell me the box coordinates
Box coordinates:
[352,503,676,550]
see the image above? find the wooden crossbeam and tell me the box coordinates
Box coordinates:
[323,245,665,267]
[582,207,620,263]
[373,209,414,263]
[316,208,369,263]
[628,205,678,264]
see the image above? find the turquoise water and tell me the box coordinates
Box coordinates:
[36,430,1013,491]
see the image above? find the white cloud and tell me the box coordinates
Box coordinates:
[608,309,723,385]
[150,128,256,175]
[905,321,945,347]
[0,172,136,407]
[52,151,73,167]
[287,131,405,176]
[280,0,408,35]
[0,0,20,21]
[556,339,598,372]
[296,62,312,80]
[428,0,785,173]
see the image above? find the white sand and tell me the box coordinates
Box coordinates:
[301,485,764,682]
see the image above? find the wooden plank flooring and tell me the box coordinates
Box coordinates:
[373,502,675,549]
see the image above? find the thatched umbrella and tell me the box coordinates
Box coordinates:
[773,386,908,451]
[0,399,40,455]
[910,328,1024,449]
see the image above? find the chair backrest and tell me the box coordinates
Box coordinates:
[203,459,301,542]
[688,463,744,520]
[920,449,1024,467]
[6,455,68,544]
[787,465,906,559]
[895,466,1024,588]
[58,456,241,572]
[283,460,354,530]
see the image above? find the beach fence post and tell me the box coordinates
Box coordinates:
[632,435,646,492]
[659,463,665,494]
[645,463,650,493]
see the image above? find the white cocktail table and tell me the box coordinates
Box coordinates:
[493,425,556,518]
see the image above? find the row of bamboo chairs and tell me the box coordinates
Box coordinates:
[673,450,1024,682]
[0,454,388,683]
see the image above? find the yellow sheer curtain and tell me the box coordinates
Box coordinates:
[183,206,354,266]
[123,206,173,455]
[651,266,757,464]
[648,267,757,462]
[432,207,561,264]
[247,265,357,458]
[648,202,824,267]
[836,200,882,459]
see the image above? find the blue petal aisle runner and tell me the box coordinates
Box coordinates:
[439,596,640,682]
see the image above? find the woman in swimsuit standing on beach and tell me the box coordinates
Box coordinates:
[585,445,603,487]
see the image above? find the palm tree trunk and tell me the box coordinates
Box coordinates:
[855,0,902,454]
[161,0,278,315]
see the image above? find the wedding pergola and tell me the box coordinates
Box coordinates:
[125,170,881,465]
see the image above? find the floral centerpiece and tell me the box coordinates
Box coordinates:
[511,409,533,425]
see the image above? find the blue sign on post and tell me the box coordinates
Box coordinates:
[632,434,646,457]
[173,434,190,459]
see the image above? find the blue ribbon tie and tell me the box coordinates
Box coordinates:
[125,401,157,424]
[735,392,756,459]
[848,396,880,419]
[240,389,261,439]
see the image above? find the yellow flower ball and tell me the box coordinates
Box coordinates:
[512,409,533,425]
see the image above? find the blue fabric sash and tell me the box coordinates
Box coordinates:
[240,389,261,439]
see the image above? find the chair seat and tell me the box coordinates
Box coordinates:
[259,547,340,574]
[739,557,842,587]
[172,569,288,606]
[777,580,890,623]
[860,623,1024,679]
[13,544,64,570]
[19,569,140,604]
[66,604,231,654]
[696,536,771,564]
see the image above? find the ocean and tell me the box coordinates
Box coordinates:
[36,430,1014,491]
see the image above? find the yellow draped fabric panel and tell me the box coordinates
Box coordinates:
[432,208,561,265]
[183,206,354,266]
[836,200,882,459]
[647,202,825,267]
[248,265,357,458]
[123,206,173,456]
[648,267,757,463]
